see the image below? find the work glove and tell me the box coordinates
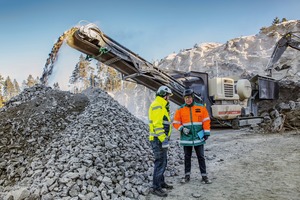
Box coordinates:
[182,127,190,135]
[161,139,169,149]
[203,135,209,141]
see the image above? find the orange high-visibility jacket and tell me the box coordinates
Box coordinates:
[173,102,210,146]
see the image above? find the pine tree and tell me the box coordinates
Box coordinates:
[21,80,28,90]
[272,17,280,25]
[89,74,95,87]
[35,76,41,85]
[0,74,4,93]
[281,18,288,22]
[53,82,60,90]
[71,55,90,82]
[70,54,85,83]
[27,74,36,87]
[69,54,93,92]
[95,62,108,89]
[78,55,89,78]
[69,66,78,84]
[107,67,121,91]
[0,95,4,107]
[3,76,14,100]
[13,79,20,96]
[93,61,123,91]
[0,74,4,107]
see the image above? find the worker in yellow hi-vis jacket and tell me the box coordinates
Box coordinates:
[148,86,173,197]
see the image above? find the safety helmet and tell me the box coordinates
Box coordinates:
[157,86,173,97]
[183,88,194,98]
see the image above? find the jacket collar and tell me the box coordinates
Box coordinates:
[184,101,194,107]
[155,96,168,107]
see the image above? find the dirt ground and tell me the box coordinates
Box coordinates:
[148,128,300,200]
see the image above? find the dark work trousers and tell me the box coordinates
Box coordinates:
[184,145,207,177]
[151,137,168,189]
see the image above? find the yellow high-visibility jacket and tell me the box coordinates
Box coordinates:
[148,96,171,142]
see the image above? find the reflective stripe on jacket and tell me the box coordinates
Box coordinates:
[173,102,210,146]
[148,96,171,142]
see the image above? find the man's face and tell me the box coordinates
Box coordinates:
[165,94,171,101]
[184,96,193,105]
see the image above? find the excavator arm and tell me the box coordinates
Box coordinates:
[266,32,300,76]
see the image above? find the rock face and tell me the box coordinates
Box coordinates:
[158,20,300,82]
[0,85,183,199]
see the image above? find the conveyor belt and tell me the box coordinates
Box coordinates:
[66,25,189,105]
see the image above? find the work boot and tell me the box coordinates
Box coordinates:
[151,188,168,197]
[202,176,212,184]
[185,174,190,183]
[161,183,174,189]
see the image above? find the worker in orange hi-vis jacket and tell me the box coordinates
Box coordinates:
[173,88,212,184]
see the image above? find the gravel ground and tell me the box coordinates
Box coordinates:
[148,128,300,200]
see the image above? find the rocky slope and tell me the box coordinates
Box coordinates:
[158,20,300,81]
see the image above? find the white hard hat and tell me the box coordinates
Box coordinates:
[157,86,173,97]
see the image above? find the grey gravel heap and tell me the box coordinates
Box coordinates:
[0,86,183,200]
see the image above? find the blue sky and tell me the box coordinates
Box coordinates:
[1,0,300,86]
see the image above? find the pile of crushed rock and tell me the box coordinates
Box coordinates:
[0,85,183,200]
